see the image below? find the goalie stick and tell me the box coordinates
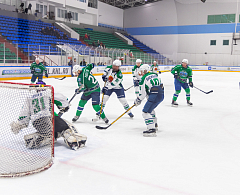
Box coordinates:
[95,104,135,130]
[193,85,213,94]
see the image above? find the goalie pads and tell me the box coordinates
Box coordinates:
[10,121,28,134]
[24,133,52,149]
[62,119,87,150]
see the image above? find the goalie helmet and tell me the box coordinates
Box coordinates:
[182,59,188,64]
[113,60,121,67]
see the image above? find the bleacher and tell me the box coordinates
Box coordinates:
[125,35,159,54]
[73,27,141,52]
[0,15,84,57]
[0,43,20,62]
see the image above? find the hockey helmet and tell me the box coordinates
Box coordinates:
[182,59,189,64]
[140,64,150,72]
[136,59,142,63]
[72,65,82,76]
[113,60,121,67]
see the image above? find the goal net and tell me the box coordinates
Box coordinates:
[0,82,54,177]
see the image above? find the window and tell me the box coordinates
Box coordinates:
[36,3,39,12]
[40,5,43,14]
[210,40,216,46]
[75,13,78,21]
[44,5,47,15]
[223,40,229,45]
[207,14,235,24]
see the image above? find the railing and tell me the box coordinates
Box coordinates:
[2,41,240,67]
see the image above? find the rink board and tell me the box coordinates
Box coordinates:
[0,65,240,80]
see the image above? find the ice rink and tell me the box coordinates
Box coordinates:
[1,71,240,195]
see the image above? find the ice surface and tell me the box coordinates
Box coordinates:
[1,71,240,195]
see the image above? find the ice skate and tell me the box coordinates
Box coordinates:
[155,123,158,131]
[143,129,157,137]
[103,117,109,124]
[128,112,134,118]
[187,100,193,106]
[171,100,178,107]
[72,116,80,122]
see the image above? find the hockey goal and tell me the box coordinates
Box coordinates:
[0,81,54,177]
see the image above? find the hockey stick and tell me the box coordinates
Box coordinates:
[96,104,135,130]
[193,85,213,94]
[124,85,134,91]
[92,81,106,122]
[54,76,66,80]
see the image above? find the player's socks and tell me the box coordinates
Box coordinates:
[187,100,193,106]
[72,116,80,122]
[143,129,156,137]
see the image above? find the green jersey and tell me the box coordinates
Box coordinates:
[132,64,142,81]
[30,62,47,76]
[77,64,100,96]
[171,64,192,83]
[139,72,161,101]
[103,65,123,89]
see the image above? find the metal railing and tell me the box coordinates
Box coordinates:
[2,41,240,67]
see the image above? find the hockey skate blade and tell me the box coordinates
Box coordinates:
[171,104,178,107]
[92,118,100,122]
[143,133,157,137]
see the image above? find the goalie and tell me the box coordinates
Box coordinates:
[10,82,87,150]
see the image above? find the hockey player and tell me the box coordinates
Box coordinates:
[132,59,142,97]
[134,64,164,137]
[102,60,134,118]
[10,82,87,150]
[171,59,193,106]
[72,64,109,123]
[30,57,48,83]
[150,61,161,74]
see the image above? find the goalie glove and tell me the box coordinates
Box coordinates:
[134,97,141,107]
[10,121,28,135]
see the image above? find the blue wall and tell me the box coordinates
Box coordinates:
[126,23,240,35]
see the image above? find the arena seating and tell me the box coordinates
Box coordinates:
[0,15,83,58]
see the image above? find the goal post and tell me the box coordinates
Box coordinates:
[0,81,54,177]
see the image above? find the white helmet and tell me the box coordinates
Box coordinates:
[153,61,157,63]
[136,59,142,63]
[113,60,121,66]
[182,59,188,64]
[72,65,82,75]
[35,57,40,61]
[140,64,150,72]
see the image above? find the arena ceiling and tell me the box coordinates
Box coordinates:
[98,0,162,9]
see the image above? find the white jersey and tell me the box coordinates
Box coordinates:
[54,92,69,109]
[132,65,142,81]
[150,65,160,74]
[18,91,52,125]
[103,66,123,90]
[138,72,162,101]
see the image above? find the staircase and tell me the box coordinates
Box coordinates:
[0,35,28,61]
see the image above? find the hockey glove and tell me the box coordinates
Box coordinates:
[133,80,139,87]
[189,82,193,88]
[58,106,69,113]
[159,71,161,74]
[45,71,48,78]
[75,88,83,94]
[31,69,35,74]
[102,75,108,82]
[174,73,179,79]
[134,97,141,107]
[102,86,108,94]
